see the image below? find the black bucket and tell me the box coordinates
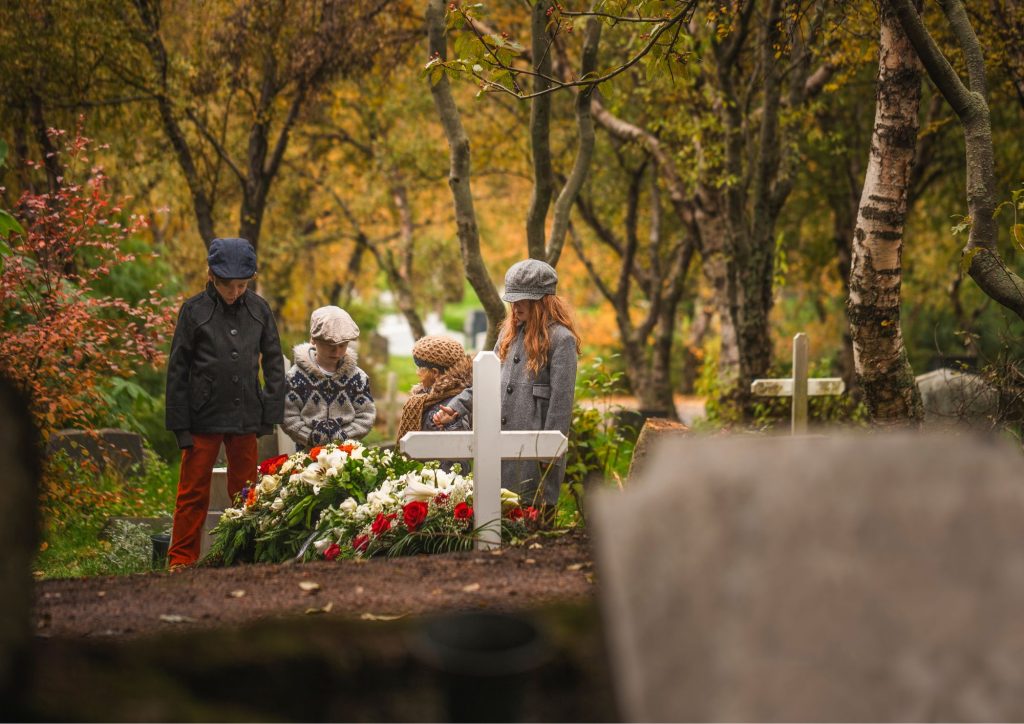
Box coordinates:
[413,611,551,722]
[151,533,171,569]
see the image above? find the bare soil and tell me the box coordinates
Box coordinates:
[27,530,618,722]
[34,529,594,638]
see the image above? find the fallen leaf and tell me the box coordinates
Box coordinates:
[32,571,45,579]
[360,612,405,621]
[430,588,442,596]
[305,601,334,615]
[159,614,196,624]
[228,589,246,599]
[525,559,536,565]
[584,572,595,584]
[528,542,543,550]
[355,586,365,595]
[39,541,49,552]
[96,591,106,598]
[298,581,321,594]
[461,582,481,593]
[490,549,504,556]
[566,563,584,571]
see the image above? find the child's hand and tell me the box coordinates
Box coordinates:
[432,405,458,428]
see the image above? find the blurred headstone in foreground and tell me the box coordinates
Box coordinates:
[0,376,40,720]
[593,433,1024,721]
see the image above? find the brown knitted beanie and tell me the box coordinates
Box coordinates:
[412,335,466,370]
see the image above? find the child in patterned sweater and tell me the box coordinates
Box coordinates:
[283,306,376,448]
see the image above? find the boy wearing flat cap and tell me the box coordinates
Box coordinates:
[165,237,286,568]
[282,305,376,449]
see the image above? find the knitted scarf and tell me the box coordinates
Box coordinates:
[396,356,473,443]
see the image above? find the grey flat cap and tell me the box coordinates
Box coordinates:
[501,259,558,302]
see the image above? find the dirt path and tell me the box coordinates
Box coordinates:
[34,530,595,639]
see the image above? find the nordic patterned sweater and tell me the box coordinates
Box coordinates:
[282,343,376,448]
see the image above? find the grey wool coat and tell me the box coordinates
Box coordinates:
[165,284,285,448]
[449,323,577,506]
[282,343,376,448]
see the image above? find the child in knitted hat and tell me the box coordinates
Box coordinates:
[397,335,473,469]
[283,306,376,448]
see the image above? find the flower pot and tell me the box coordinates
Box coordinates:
[413,611,551,722]
[151,533,171,569]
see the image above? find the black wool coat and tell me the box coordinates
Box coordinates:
[165,284,285,447]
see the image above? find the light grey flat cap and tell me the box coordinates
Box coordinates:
[501,259,558,302]
[309,305,359,344]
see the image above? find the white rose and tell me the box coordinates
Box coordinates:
[340,497,358,514]
[222,507,243,521]
[259,475,280,495]
[313,538,332,554]
[279,458,295,475]
[271,498,285,512]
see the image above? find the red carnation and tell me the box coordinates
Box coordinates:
[323,543,341,561]
[507,507,525,521]
[453,502,473,521]
[403,501,429,531]
[371,512,397,536]
[523,506,539,522]
[433,492,450,506]
[352,534,370,552]
[309,446,324,461]
[258,454,289,476]
[340,442,355,453]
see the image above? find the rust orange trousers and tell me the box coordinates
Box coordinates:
[168,432,258,566]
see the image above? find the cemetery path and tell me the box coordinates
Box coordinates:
[34,530,594,639]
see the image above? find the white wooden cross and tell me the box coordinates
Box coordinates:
[399,351,568,549]
[750,333,845,435]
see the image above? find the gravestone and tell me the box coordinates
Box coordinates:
[917,367,999,428]
[463,309,488,352]
[47,428,145,473]
[592,433,1024,721]
[401,352,567,549]
[0,375,40,719]
[624,417,689,484]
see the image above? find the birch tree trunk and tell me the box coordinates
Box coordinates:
[848,2,924,425]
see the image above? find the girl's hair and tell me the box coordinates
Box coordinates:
[496,295,581,375]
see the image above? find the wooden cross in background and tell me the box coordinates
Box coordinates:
[750,333,845,435]
[400,351,568,549]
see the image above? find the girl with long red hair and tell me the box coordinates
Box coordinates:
[436,259,580,510]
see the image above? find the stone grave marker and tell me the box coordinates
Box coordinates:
[917,367,999,429]
[625,417,689,484]
[750,332,845,434]
[400,351,567,549]
[592,432,1024,721]
[0,375,39,719]
[47,428,145,473]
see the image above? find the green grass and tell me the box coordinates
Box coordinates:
[35,451,178,579]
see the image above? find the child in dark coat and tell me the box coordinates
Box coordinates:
[164,237,285,567]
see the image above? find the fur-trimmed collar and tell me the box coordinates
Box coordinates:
[292,342,358,379]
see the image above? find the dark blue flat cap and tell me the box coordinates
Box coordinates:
[207,237,257,279]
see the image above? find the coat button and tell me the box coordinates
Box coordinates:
[232,375,239,383]
[506,385,513,394]
[234,397,241,405]
[231,351,239,359]
[513,356,520,363]
[230,329,238,336]
[501,416,507,425]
